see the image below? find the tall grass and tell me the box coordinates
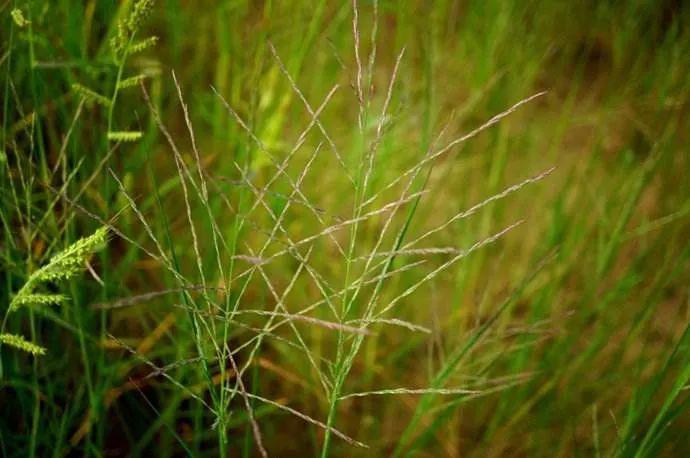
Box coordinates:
[1,0,690,456]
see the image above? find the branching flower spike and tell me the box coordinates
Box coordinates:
[9,226,109,312]
[110,0,156,61]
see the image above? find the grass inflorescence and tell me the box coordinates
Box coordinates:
[1,226,108,358]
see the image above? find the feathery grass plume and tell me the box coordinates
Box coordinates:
[72,83,111,107]
[0,334,46,356]
[9,226,109,311]
[107,131,143,142]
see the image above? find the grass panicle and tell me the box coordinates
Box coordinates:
[3,227,108,357]
[71,84,111,107]
[0,334,46,356]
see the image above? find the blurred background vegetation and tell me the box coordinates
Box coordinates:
[1,0,690,456]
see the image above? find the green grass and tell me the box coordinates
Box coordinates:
[1,0,690,456]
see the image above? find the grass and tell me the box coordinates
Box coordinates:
[1,0,690,456]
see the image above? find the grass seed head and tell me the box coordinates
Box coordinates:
[0,334,47,356]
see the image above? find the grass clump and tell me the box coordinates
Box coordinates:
[1,0,690,456]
